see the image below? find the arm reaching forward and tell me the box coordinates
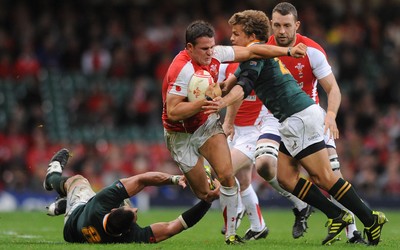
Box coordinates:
[231,42,307,62]
[120,172,186,197]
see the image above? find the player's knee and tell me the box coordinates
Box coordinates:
[65,175,88,190]
[71,174,87,182]
[309,169,336,190]
[255,155,277,181]
[216,172,235,187]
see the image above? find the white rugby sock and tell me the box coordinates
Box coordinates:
[241,185,265,231]
[220,183,239,237]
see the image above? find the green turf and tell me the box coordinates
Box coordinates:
[0,208,398,249]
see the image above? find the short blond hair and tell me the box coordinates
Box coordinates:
[228,10,271,41]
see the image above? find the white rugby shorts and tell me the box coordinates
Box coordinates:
[164,114,224,173]
[64,176,96,224]
[228,112,280,161]
[279,104,325,157]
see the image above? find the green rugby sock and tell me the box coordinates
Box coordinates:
[292,178,341,218]
[328,178,374,226]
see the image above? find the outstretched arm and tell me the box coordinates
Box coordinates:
[150,200,211,242]
[232,42,307,61]
[120,172,185,197]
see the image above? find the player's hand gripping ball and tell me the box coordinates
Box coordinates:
[188,70,221,101]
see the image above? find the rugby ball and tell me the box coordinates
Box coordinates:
[204,165,216,190]
[187,70,220,101]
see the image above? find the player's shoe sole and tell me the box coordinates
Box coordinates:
[43,148,70,191]
[46,196,67,216]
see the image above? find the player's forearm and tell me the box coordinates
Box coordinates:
[121,172,181,197]
[246,44,290,59]
[224,99,242,125]
[236,42,307,60]
[326,84,341,118]
[167,100,205,121]
[318,74,341,118]
[232,45,286,61]
[220,85,244,109]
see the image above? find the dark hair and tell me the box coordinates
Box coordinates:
[228,10,271,41]
[106,207,134,236]
[272,2,298,21]
[185,20,215,46]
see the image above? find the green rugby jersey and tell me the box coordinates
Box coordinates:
[63,181,155,243]
[235,55,314,122]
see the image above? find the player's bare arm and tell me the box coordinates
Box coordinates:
[203,85,244,114]
[232,42,306,61]
[220,74,238,95]
[222,99,242,140]
[166,93,209,121]
[319,73,341,139]
[120,172,186,197]
[149,220,184,243]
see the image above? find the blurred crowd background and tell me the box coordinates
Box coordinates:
[1,0,400,204]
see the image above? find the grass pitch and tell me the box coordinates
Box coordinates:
[0,208,398,249]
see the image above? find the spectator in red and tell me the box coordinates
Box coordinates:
[13,43,41,80]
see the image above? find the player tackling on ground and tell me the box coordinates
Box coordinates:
[43,148,216,244]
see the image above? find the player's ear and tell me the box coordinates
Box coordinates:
[186,42,194,50]
[295,21,301,31]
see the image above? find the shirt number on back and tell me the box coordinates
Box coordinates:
[274,58,291,75]
[82,226,102,243]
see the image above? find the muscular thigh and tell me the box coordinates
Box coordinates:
[200,133,234,186]
[298,148,338,190]
[277,152,299,191]
[164,114,224,173]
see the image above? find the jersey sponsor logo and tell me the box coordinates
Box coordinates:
[295,63,305,78]
[308,133,320,141]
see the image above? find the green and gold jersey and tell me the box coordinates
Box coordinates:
[64,181,155,244]
[235,56,314,122]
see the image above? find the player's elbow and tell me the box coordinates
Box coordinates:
[167,108,186,122]
[167,113,181,122]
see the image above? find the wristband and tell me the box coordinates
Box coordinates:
[170,175,181,185]
[287,47,292,56]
